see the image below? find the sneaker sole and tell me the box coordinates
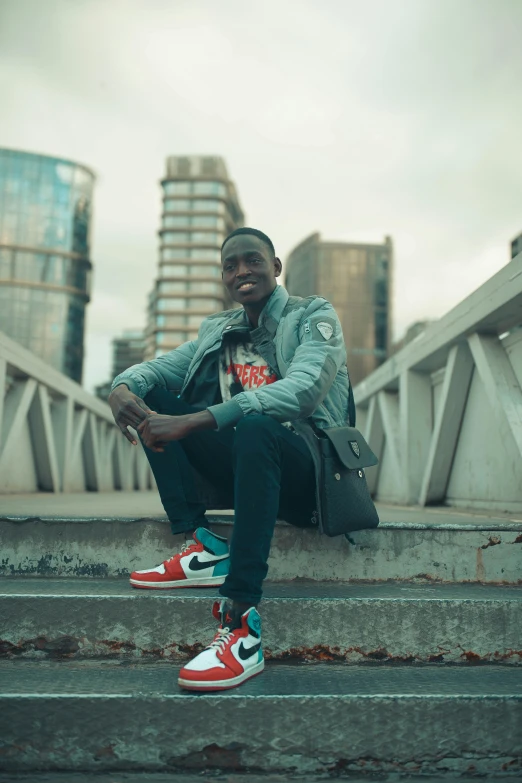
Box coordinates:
[129,575,226,589]
[178,660,265,692]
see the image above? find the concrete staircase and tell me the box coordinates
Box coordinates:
[0,497,521,779]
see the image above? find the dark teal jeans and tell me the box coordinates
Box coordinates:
[142,388,316,604]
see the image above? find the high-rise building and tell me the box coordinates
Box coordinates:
[111,330,146,377]
[95,329,145,400]
[0,148,94,383]
[511,231,522,260]
[145,156,244,360]
[285,233,393,386]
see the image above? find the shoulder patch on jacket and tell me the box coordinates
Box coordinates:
[310,315,337,341]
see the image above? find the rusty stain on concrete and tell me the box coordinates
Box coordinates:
[172,743,248,771]
[460,649,482,663]
[481,536,501,549]
[93,744,117,761]
[1,633,520,664]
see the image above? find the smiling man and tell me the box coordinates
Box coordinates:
[108,227,350,691]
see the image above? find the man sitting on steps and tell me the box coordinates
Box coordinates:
[108,227,350,692]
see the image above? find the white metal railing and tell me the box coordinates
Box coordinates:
[354,253,522,513]
[0,332,153,494]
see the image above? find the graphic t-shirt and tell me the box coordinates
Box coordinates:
[219,337,278,403]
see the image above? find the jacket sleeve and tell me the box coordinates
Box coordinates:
[208,301,346,429]
[111,338,198,399]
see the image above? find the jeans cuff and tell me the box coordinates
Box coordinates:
[169,518,208,535]
[219,583,261,607]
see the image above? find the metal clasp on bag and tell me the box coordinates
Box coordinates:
[311,510,319,526]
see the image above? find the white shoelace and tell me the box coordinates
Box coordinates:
[207,626,235,653]
[166,541,195,563]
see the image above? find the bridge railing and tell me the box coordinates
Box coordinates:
[354,253,522,513]
[0,332,153,494]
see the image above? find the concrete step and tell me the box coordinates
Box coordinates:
[1,578,521,664]
[0,776,516,783]
[0,660,521,776]
[1,506,521,584]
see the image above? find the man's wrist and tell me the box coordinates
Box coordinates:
[185,410,218,433]
[111,383,130,396]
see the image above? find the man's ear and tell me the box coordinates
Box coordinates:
[274,257,282,277]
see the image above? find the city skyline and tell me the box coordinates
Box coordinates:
[1,0,521,391]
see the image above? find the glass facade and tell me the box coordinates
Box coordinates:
[145,156,244,358]
[0,148,95,382]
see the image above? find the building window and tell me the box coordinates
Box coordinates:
[161,264,190,276]
[191,248,221,261]
[159,281,187,293]
[163,198,191,211]
[163,215,191,228]
[189,231,221,244]
[193,199,224,213]
[193,182,227,197]
[157,297,186,310]
[161,248,188,260]
[162,231,190,244]
[163,182,191,195]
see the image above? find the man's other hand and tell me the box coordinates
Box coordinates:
[137,414,190,452]
[138,410,217,452]
[108,385,153,445]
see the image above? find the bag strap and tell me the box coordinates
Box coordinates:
[348,381,356,427]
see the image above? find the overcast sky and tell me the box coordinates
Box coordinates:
[1,0,521,391]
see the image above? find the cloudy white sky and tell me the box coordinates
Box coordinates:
[1,0,521,391]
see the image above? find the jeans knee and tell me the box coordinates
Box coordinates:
[234,414,279,445]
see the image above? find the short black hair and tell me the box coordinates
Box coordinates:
[221,227,275,257]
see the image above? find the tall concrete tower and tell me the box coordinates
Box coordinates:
[145,156,244,360]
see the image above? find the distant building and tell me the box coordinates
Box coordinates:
[112,330,145,377]
[392,320,436,354]
[285,233,393,386]
[95,329,145,401]
[511,231,522,260]
[145,156,244,360]
[0,149,95,383]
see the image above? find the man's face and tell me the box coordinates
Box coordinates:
[221,234,282,307]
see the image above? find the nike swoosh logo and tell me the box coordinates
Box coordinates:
[187,555,229,572]
[237,641,262,661]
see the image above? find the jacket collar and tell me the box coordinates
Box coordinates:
[226,285,289,336]
[255,284,289,335]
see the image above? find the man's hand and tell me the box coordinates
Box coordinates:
[138,410,217,452]
[108,385,153,445]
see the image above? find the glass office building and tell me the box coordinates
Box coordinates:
[285,233,393,386]
[0,148,95,383]
[145,156,244,360]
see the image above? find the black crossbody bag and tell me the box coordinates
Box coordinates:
[292,418,380,536]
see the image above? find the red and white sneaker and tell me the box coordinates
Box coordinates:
[178,600,264,691]
[129,528,229,589]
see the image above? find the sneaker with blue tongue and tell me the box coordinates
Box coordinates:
[129,528,229,589]
[178,600,264,691]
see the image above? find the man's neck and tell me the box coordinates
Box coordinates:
[243,287,277,328]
